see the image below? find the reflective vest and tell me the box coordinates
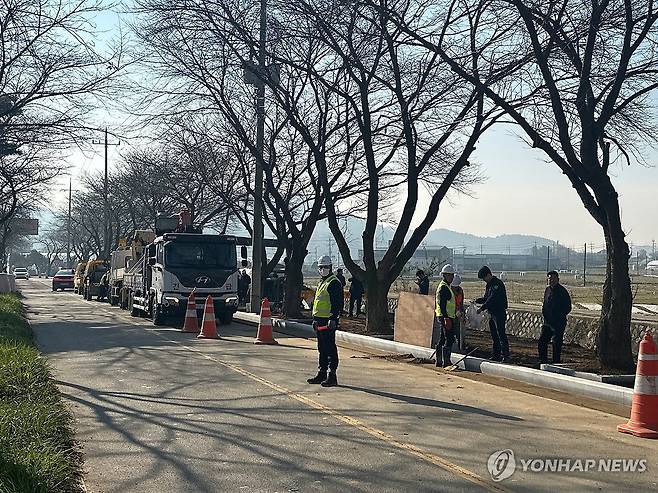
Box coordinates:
[435,280,456,318]
[313,274,338,318]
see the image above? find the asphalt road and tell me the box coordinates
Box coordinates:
[21,279,658,493]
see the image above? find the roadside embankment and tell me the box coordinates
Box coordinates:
[0,293,83,493]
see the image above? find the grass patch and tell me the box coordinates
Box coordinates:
[0,293,82,493]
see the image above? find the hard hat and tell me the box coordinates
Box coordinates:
[318,255,332,267]
[440,264,455,275]
[451,274,462,287]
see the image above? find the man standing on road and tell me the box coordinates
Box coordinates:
[348,275,364,318]
[539,271,572,364]
[307,256,343,387]
[434,264,456,367]
[475,266,510,362]
[416,270,429,295]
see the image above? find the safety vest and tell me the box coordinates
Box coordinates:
[313,274,338,318]
[435,280,456,318]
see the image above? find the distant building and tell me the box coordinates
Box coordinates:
[453,253,558,272]
[358,246,453,272]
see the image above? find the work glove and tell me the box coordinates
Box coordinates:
[328,319,338,331]
[440,317,453,331]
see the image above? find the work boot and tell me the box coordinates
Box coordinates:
[321,372,338,387]
[307,371,327,384]
[442,347,452,368]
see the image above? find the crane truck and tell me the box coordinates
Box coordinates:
[119,212,242,325]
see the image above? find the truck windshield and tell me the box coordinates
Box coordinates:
[165,241,236,269]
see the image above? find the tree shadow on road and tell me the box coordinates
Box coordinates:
[340,385,523,422]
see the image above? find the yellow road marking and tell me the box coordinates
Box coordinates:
[45,285,510,493]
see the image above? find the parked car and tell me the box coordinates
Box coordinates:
[13,267,29,280]
[73,262,87,294]
[52,269,75,291]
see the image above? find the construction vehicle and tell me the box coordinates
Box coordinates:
[107,230,156,306]
[120,211,242,325]
[82,259,109,301]
[73,261,87,294]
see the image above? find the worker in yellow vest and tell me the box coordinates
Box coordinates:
[435,264,456,367]
[307,255,344,387]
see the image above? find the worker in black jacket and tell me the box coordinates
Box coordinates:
[416,270,430,295]
[539,271,572,364]
[307,255,344,387]
[475,266,510,362]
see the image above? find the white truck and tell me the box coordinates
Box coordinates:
[121,231,241,325]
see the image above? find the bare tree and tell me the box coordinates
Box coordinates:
[387,0,658,369]
[38,226,68,276]
[247,0,496,332]
[131,0,372,317]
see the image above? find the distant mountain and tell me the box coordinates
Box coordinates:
[306,218,556,262]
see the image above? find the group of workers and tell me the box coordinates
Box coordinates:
[429,265,572,367]
[305,255,573,387]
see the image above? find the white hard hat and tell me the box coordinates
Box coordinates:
[451,274,462,287]
[318,255,332,267]
[440,264,455,275]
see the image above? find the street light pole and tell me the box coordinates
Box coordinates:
[250,0,267,313]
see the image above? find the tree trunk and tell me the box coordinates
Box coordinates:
[597,224,634,372]
[283,253,304,319]
[365,277,391,334]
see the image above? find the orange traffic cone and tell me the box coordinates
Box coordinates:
[182,291,199,333]
[197,295,219,339]
[618,331,658,439]
[254,298,278,345]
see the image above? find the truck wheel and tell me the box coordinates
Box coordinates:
[151,299,165,326]
[129,294,139,317]
[218,313,233,325]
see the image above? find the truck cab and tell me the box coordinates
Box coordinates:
[82,260,109,301]
[126,233,239,325]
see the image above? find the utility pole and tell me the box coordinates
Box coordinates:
[546,246,550,272]
[653,239,655,260]
[583,243,587,286]
[249,0,267,313]
[92,127,119,259]
[67,177,72,268]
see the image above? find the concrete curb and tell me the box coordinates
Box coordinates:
[233,312,633,407]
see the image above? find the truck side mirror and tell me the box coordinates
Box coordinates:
[241,259,248,267]
[148,257,156,266]
[240,246,248,259]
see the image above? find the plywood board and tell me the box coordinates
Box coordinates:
[394,291,435,348]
